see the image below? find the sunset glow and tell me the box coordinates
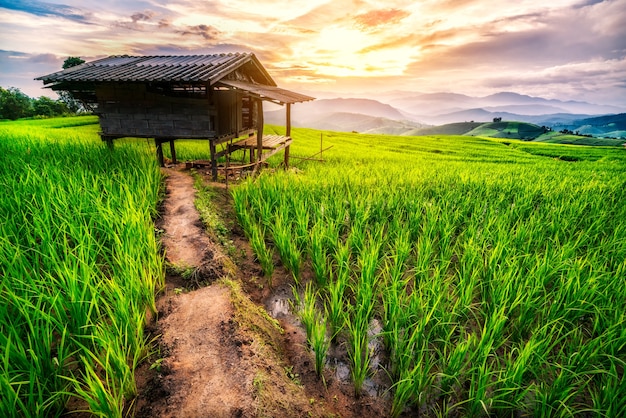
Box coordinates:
[0,0,625,106]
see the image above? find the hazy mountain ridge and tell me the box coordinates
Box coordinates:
[385,91,625,118]
[266,92,626,138]
[265,98,425,135]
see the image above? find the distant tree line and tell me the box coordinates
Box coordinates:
[559,128,592,137]
[0,87,77,120]
[0,57,87,120]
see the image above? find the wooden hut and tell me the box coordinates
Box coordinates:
[36,53,314,178]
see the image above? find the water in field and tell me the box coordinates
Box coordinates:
[265,283,390,398]
[265,283,294,318]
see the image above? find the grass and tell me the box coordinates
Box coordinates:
[0,118,164,417]
[232,124,626,416]
[3,116,625,416]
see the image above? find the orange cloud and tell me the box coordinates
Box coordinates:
[354,8,409,29]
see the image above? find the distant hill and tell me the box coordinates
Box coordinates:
[555,113,626,139]
[422,108,599,126]
[385,91,625,120]
[465,121,547,140]
[305,112,427,135]
[264,93,626,139]
[410,122,483,136]
[267,98,405,121]
[265,98,426,135]
[412,121,550,140]
[411,120,625,146]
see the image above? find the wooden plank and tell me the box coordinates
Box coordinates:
[259,139,292,161]
[229,134,290,151]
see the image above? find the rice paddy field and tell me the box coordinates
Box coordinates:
[0,116,164,417]
[1,116,625,417]
[233,126,626,416]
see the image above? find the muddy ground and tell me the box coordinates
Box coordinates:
[132,167,393,417]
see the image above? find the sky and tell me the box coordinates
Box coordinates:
[1,0,626,107]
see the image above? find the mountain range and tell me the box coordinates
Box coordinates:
[266,91,626,139]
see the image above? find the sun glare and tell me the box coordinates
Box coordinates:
[298,26,416,78]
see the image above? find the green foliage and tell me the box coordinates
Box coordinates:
[0,86,73,119]
[0,87,32,120]
[62,56,85,69]
[232,125,626,415]
[32,96,70,117]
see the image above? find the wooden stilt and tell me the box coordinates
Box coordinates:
[155,138,164,167]
[256,99,264,164]
[210,140,217,180]
[169,139,177,164]
[284,103,291,168]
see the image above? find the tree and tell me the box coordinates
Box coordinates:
[60,57,88,113]
[33,96,69,117]
[58,91,83,113]
[63,56,85,69]
[0,87,32,120]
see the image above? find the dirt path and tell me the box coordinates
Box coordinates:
[136,168,259,417]
[158,169,210,268]
[134,167,391,418]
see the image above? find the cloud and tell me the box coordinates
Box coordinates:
[176,24,221,40]
[2,0,626,107]
[131,11,155,22]
[354,8,410,29]
[115,11,157,31]
[0,0,91,22]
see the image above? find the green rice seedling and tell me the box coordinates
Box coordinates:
[438,332,477,397]
[298,282,330,378]
[309,222,329,288]
[270,211,302,283]
[250,222,275,283]
[293,198,310,252]
[310,311,330,379]
[325,241,351,340]
[229,124,626,416]
[344,236,381,397]
[299,282,317,343]
[344,310,371,398]
[0,120,163,417]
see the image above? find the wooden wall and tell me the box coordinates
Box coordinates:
[96,83,217,138]
[214,89,243,137]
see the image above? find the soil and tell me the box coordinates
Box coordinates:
[133,166,393,418]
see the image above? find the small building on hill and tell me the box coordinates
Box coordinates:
[36,53,314,178]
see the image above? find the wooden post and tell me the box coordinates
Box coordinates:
[155,138,164,167]
[210,140,217,181]
[105,138,114,150]
[284,103,291,168]
[256,99,264,163]
[225,152,230,190]
[169,139,177,164]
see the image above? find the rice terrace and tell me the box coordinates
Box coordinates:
[1,105,625,416]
